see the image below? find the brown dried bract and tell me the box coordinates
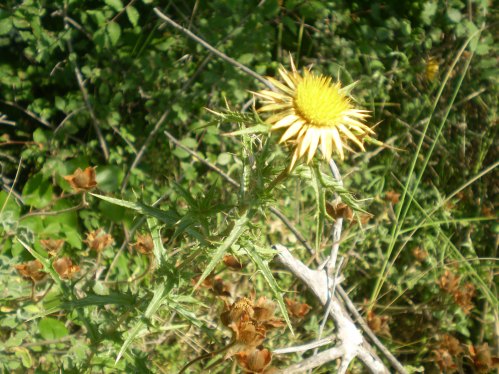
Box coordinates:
[234,314,266,348]
[411,246,428,262]
[438,269,460,294]
[438,334,463,356]
[453,282,475,315]
[15,260,46,282]
[223,254,243,270]
[64,166,97,192]
[367,310,391,338]
[326,201,353,222]
[53,257,80,279]
[433,348,458,373]
[221,297,254,326]
[469,343,499,373]
[236,348,273,373]
[132,233,154,255]
[285,298,311,318]
[384,190,400,204]
[40,238,65,257]
[84,229,114,252]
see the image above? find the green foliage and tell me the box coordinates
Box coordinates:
[0,0,497,373]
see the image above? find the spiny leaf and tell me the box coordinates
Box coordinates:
[244,246,294,335]
[193,211,250,290]
[90,194,206,243]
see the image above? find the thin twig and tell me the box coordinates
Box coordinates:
[273,335,335,354]
[64,8,109,161]
[153,8,272,89]
[19,194,87,221]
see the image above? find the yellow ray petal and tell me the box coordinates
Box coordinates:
[279,120,305,143]
[271,114,299,130]
[338,124,365,150]
[298,128,314,158]
[320,131,333,161]
[307,128,320,163]
[331,128,344,160]
[259,103,291,112]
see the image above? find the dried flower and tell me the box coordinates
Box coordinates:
[438,269,460,294]
[326,201,353,222]
[64,166,97,192]
[285,298,311,318]
[453,282,475,315]
[236,348,273,373]
[439,334,463,356]
[254,57,373,169]
[469,343,499,373]
[15,260,46,282]
[367,310,391,338]
[253,297,285,329]
[223,254,243,270]
[84,229,114,252]
[411,246,428,262]
[53,257,80,279]
[433,348,458,373]
[132,233,154,255]
[234,314,266,348]
[384,190,400,204]
[40,238,65,257]
[221,297,254,326]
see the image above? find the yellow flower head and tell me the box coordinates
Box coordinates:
[254,59,373,169]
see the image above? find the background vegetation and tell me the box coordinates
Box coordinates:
[0,0,497,372]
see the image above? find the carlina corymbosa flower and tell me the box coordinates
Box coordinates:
[254,57,374,169]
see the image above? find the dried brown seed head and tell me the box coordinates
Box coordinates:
[438,334,463,356]
[438,269,460,294]
[326,202,353,222]
[384,190,400,204]
[223,254,243,270]
[469,343,499,373]
[285,298,311,318]
[84,229,114,252]
[411,246,428,262]
[15,260,46,282]
[234,315,266,348]
[453,283,475,315]
[64,166,97,192]
[236,348,272,373]
[40,238,65,257]
[132,233,154,255]
[53,257,80,279]
[367,310,391,338]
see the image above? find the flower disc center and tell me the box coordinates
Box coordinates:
[293,74,350,127]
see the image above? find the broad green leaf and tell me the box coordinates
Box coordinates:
[104,0,123,11]
[107,22,121,45]
[126,6,140,27]
[38,317,68,339]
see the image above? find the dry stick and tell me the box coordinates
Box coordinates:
[19,194,88,221]
[1,100,53,129]
[64,17,109,161]
[275,244,389,374]
[155,10,405,373]
[153,8,272,89]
